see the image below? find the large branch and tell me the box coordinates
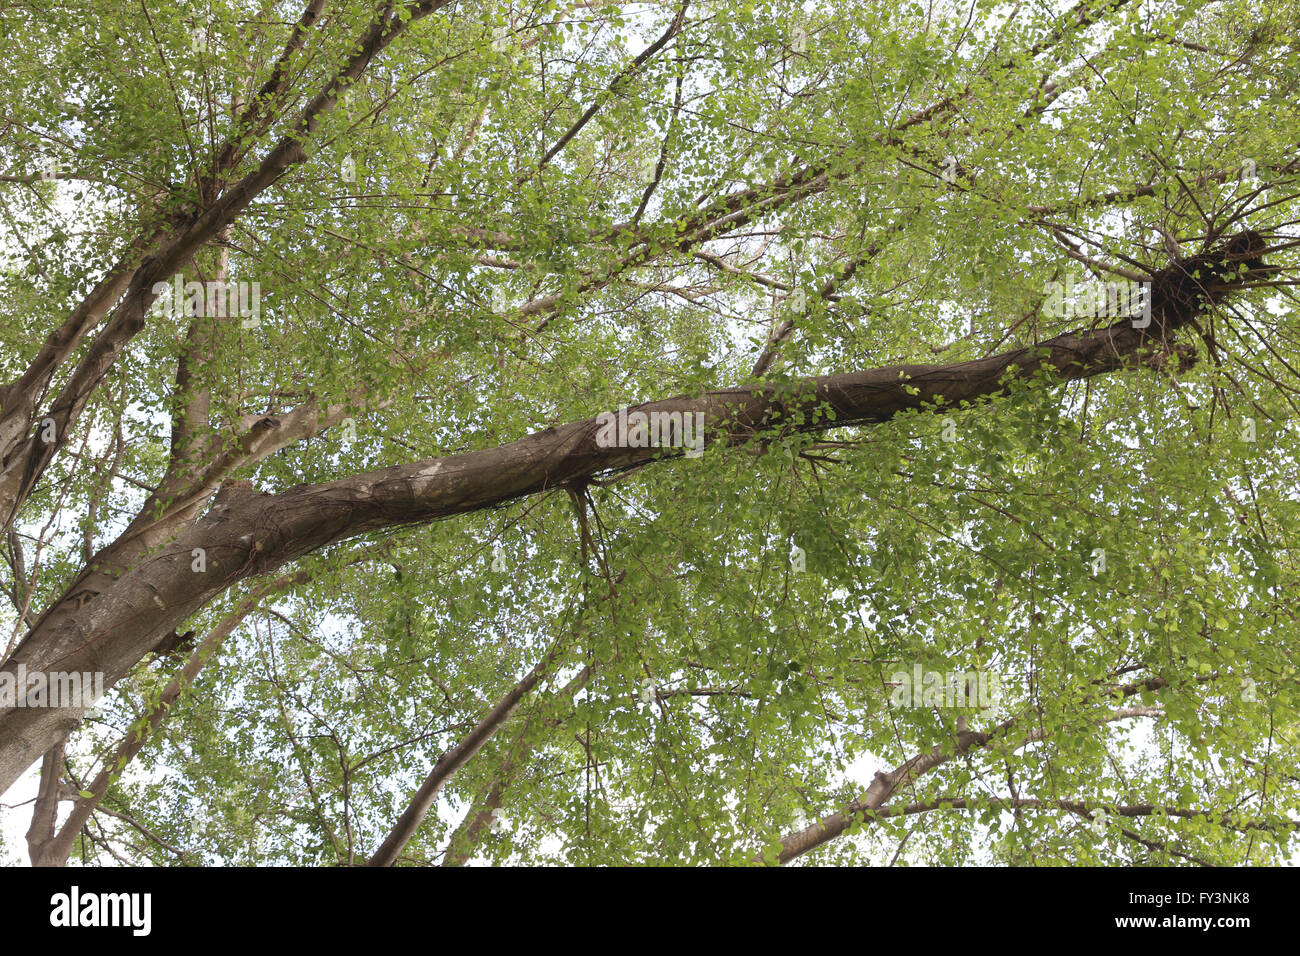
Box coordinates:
[369,571,622,865]
[0,0,452,533]
[532,2,688,174]
[800,796,1300,834]
[23,737,65,865]
[366,649,562,866]
[768,705,1160,864]
[0,0,1136,530]
[0,0,333,455]
[0,232,1266,796]
[206,0,330,186]
[0,239,163,475]
[767,670,1225,864]
[442,663,596,866]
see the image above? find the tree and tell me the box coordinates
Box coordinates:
[0,0,1297,866]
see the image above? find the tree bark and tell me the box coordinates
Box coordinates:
[0,233,1268,797]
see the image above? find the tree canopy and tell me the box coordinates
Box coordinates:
[1,0,1299,866]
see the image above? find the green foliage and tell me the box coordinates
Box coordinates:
[2,0,1300,865]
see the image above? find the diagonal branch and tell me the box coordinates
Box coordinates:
[0,232,1269,796]
[532,2,689,176]
[366,642,569,866]
[0,0,454,535]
